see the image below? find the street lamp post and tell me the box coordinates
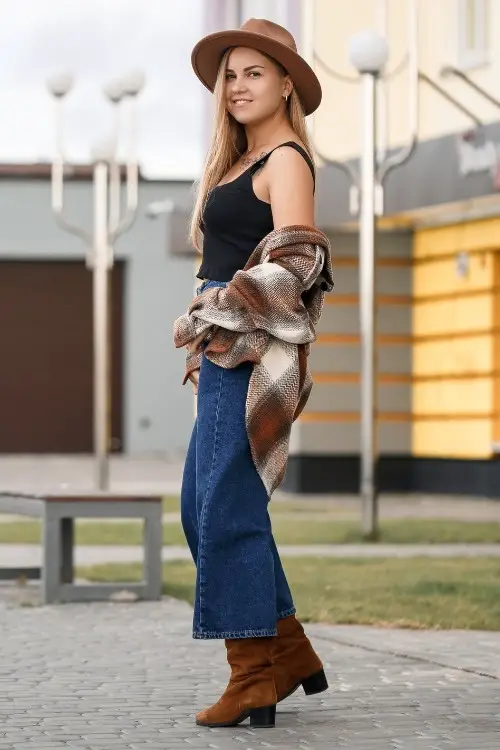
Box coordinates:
[310,2,418,537]
[346,3,419,538]
[47,70,146,491]
[348,31,389,538]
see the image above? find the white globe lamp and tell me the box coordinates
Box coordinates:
[349,31,389,75]
[103,79,127,104]
[47,71,74,98]
[121,69,146,97]
[91,138,115,164]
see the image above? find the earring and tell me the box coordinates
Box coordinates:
[283,93,288,102]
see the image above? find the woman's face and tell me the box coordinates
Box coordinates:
[225,46,290,126]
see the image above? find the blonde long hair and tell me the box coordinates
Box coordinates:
[189,49,314,253]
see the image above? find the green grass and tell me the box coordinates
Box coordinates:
[78,556,500,631]
[2,518,500,546]
[0,521,187,546]
[162,496,181,513]
[271,518,500,545]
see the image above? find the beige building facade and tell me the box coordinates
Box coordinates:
[283,0,500,495]
[311,0,499,159]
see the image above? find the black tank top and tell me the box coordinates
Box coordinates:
[197,141,315,282]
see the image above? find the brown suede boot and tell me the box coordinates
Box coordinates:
[272,615,328,702]
[196,637,277,728]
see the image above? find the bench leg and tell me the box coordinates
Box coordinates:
[61,518,74,584]
[42,509,62,605]
[144,507,162,600]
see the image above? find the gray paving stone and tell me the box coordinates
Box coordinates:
[0,597,499,748]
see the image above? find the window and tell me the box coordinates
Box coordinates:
[457,0,489,69]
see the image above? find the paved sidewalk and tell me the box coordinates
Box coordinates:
[0,594,498,749]
[307,623,500,679]
[1,542,500,569]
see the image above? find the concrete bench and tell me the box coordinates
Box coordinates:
[0,492,163,604]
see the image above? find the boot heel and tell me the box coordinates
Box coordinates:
[302,668,328,696]
[249,704,276,728]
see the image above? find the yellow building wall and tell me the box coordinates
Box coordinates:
[412,217,500,458]
[310,0,500,163]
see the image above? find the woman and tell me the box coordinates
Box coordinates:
[174,18,334,729]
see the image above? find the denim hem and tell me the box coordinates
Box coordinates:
[277,606,296,620]
[192,627,278,640]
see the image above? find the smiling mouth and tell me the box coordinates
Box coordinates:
[232,99,252,106]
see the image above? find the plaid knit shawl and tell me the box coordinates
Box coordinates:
[173,225,334,496]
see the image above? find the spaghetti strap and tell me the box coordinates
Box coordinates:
[249,141,316,184]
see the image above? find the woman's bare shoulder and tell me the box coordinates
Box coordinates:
[266,141,315,228]
[266,140,314,185]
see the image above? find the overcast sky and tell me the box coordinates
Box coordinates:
[0,0,206,178]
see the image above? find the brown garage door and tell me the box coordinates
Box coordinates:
[0,260,124,453]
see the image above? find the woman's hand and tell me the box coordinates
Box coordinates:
[188,368,200,395]
[187,330,209,355]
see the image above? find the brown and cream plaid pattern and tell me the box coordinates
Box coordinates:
[173,225,334,496]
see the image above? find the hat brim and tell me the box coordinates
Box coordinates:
[191,30,322,116]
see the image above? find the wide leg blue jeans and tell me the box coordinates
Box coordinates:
[180,279,296,639]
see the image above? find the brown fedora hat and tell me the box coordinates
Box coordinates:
[191,18,322,116]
